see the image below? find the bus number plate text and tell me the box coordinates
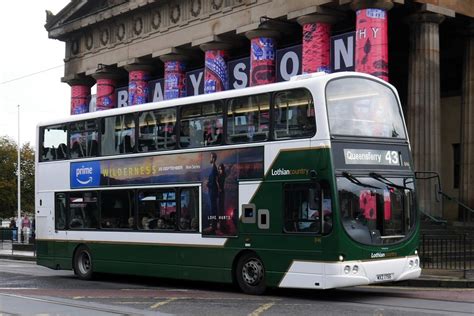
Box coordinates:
[375,273,394,281]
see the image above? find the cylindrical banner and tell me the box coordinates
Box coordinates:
[250,37,276,86]
[128,69,150,105]
[96,78,116,110]
[164,61,186,100]
[71,85,90,115]
[355,8,389,82]
[302,22,331,74]
[204,49,228,94]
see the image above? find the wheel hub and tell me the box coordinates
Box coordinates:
[242,259,263,285]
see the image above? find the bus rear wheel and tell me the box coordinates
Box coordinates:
[235,252,266,295]
[73,245,94,280]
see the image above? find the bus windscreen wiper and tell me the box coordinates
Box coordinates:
[342,172,380,189]
[369,172,410,190]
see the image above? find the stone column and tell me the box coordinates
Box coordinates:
[245,29,280,86]
[65,76,95,115]
[407,12,445,218]
[200,42,231,94]
[91,67,121,111]
[351,0,393,82]
[460,22,474,221]
[160,55,188,100]
[297,14,338,74]
[124,64,153,105]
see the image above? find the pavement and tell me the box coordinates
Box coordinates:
[1,241,473,289]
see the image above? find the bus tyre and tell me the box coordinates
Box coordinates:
[235,253,266,295]
[73,245,93,280]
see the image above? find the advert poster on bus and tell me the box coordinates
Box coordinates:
[70,147,264,236]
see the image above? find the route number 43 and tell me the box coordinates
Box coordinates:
[385,151,399,165]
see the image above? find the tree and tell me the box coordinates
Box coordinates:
[0,136,35,219]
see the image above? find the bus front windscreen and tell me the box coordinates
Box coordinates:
[338,175,416,245]
[326,78,406,138]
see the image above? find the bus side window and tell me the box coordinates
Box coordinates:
[283,182,330,234]
[55,193,67,230]
[273,89,315,140]
[42,125,68,161]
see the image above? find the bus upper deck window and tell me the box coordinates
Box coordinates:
[41,125,68,161]
[273,89,315,140]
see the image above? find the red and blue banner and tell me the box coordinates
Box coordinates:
[355,8,389,82]
[128,69,149,105]
[164,61,186,100]
[302,22,331,74]
[96,78,116,110]
[250,37,276,86]
[204,49,228,94]
[71,85,90,114]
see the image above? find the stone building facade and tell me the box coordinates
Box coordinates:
[45,0,474,222]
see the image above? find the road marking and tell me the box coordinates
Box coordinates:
[248,302,275,316]
[73,296,85,300]
[150,297,178,309]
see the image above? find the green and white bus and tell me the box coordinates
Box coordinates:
[35,72,421,294]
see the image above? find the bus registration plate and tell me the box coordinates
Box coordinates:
[376,273,394,281]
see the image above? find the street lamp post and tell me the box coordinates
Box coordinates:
[17,104,21,242]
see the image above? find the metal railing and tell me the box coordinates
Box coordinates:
[420,234,473,278]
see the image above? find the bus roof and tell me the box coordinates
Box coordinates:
[37,71,396,128]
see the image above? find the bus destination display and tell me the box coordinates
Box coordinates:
[344,149,401,166]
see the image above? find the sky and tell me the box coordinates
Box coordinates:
[0,0,72,147]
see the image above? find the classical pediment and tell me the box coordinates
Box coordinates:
[45,0,131,39]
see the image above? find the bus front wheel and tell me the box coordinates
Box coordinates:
[73,245,94,280]
[235,252,266,295]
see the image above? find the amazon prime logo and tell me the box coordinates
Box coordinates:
[76,166,94,184]
[71,161,101,188]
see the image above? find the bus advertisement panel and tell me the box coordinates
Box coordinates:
[70,147,264,236]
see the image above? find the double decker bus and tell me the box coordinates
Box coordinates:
[35,72,421,294]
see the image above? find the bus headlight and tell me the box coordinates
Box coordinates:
[344,265,351,274]
[415,259,419,267]
[408,260,414,268]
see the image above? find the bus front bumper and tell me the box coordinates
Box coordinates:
[278,255,421,289]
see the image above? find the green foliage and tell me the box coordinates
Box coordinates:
[0,136,35,219]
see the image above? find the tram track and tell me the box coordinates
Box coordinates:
[0,292,155,316]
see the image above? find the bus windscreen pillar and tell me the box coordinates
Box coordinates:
[160,54,188,100]
[297,14,339,74]
[245,29,280,86]
[200,42,231,94]
[92,68,121,111]
[124,64,153,105]
[351,0,394,82]
[65,76,94,115]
